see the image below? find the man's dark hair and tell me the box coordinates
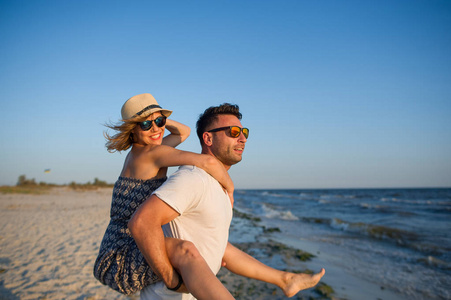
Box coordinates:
[196,103,242,143]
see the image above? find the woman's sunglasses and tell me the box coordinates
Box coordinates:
[139,116,167,131]
[208,126,249,139]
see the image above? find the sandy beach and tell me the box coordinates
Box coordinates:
[0,187,406,300]
[0,188,130,300]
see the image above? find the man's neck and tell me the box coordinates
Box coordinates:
[201,149,231,171]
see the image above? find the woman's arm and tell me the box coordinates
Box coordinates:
[151,145,234,198]
[162,119,190,148]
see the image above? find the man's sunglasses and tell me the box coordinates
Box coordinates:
[139,116,167,131]
[207,126,249,139]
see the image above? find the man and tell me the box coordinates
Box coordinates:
[129,103,324,299]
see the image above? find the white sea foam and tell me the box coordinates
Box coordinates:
[330,218,349,231]
[261,203,299,221]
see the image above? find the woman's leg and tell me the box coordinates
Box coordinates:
[93,228,161,295]
[165,238,235,300]
[223,242,325,297]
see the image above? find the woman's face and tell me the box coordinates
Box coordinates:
[132,112,165,146]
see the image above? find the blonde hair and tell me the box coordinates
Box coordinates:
[104,115,147,152]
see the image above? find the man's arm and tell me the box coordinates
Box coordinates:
[128,195,180,288]
[222,242,325,297]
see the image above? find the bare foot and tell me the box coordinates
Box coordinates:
[282,268,325,297]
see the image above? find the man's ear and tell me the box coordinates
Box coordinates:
[203,132,213,146]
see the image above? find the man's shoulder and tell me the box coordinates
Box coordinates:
[164,166,209,187]
[174,165,209,177]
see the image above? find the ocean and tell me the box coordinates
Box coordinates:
[232,188,451,300]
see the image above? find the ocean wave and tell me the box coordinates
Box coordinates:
[318,193,369,200]
[359,202,396,214]
[298,192,312,199]
[380,197,451,206]
[302,217,426,249]
[417,256,451,270]
[359,202,373,209]
[259,191,297,199]
[319,194,343,200]
[304,217,450,260]
[260,203,299,221]
[330,218,349,230]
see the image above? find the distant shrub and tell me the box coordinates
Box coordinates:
[68,178,113,190]
[93,178,108,187]
[1,176,112,194]
[17,175,37,186]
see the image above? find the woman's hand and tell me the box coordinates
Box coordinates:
[162,119,191,148]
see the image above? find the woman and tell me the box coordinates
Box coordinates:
[93,93,235,299]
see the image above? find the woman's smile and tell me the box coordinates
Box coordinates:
[149,132,162,141]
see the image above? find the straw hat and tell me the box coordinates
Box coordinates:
[121,93,172,120]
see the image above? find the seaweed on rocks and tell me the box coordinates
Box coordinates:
[314,282,335,299]
[223,207,331,299]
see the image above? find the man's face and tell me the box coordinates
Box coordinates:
[206,114,247,169]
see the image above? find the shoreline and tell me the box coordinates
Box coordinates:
[228,209,405,300]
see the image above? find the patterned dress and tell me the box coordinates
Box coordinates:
[93,176,167,295]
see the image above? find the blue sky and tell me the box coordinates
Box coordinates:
[1,0,450,189]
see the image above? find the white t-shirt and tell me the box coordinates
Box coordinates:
[140,166,233,300]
